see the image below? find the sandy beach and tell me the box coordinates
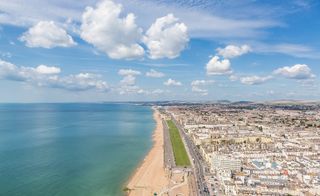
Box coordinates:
[126,109,169,196]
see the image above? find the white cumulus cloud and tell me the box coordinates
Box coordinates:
[118,69,140,86]
[240,75,272,85]
[35,65,61,75]
[120,74,136,86]
[146,69,165,78]
[0,59,109,92]
[273,64,315,79]
[118,69,141,76]
[47,73,109,91]
[0,60,60,81]
[20,21,76,48]
[143,14,189,59]
[206,56,232,75]
[0,60,27,81]
[117,69,144,94]
[80,0,144,60]
[216,44,251,59]
[164,78,182,86]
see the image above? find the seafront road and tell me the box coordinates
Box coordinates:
[170,115,210,196]
[162,112,197,196]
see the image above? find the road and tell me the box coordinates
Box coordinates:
[170,115,210,196]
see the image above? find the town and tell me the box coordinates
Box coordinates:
[162,102,320,195]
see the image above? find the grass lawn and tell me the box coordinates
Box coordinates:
[166,120,191,167]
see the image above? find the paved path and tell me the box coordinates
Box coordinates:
[163,120,175,169]
[159,173,189,196]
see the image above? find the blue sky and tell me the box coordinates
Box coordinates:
[0,0,319,102]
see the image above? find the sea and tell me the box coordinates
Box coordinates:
[0,103,154,196]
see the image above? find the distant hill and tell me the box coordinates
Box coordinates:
[232,101,254,105]
[216,100,231,104]
[266,100,320,105]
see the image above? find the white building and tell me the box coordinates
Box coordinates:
[212,154,242,173]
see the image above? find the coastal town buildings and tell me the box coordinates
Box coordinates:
[166,103,320,195]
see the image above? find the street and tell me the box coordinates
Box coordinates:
[170,115,210,196]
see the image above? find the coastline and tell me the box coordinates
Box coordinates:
[125,108,169,196]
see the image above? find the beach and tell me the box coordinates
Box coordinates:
[126,109,170,195]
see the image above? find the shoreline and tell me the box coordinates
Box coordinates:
[125,107,169,196]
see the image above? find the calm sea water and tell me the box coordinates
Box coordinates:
[0,103,154,196]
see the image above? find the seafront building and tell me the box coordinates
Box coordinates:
[165,103,320,195]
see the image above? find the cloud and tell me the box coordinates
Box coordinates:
[0,51,12,58]
[119,86,145,94]
[267,90,275,95]
[191,86,207,94]
[116,0,280,39]
[229,75,238,81]
[191,80,214,86]
[0,60,60,81]
[191,80,214,95]
[206,56,232,75]
[253,42,320,59]
[216,44,251,58]
[146,69,165,78]
[35,65,61,74]
[117,68,144,94]
[273,64,315,79]
[0,59,109,91]
[112,69,169,95]
[136,88,169,96]
[120,75,136,86]
[143,14,189,59]
[240,75,272,85]
[118,69,141,86]
[164,78,182,86]
[0,0,280,40]
[118,69,141,76]
[0,60,27,81]
[19,21,76,48]
[0,0,89,27]
[80,0,144,60]
[46,73,109,91]
[206,45,250,77]
[298,79,317,89]
[150,89,165,94]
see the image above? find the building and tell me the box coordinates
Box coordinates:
[211,154,242,172]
